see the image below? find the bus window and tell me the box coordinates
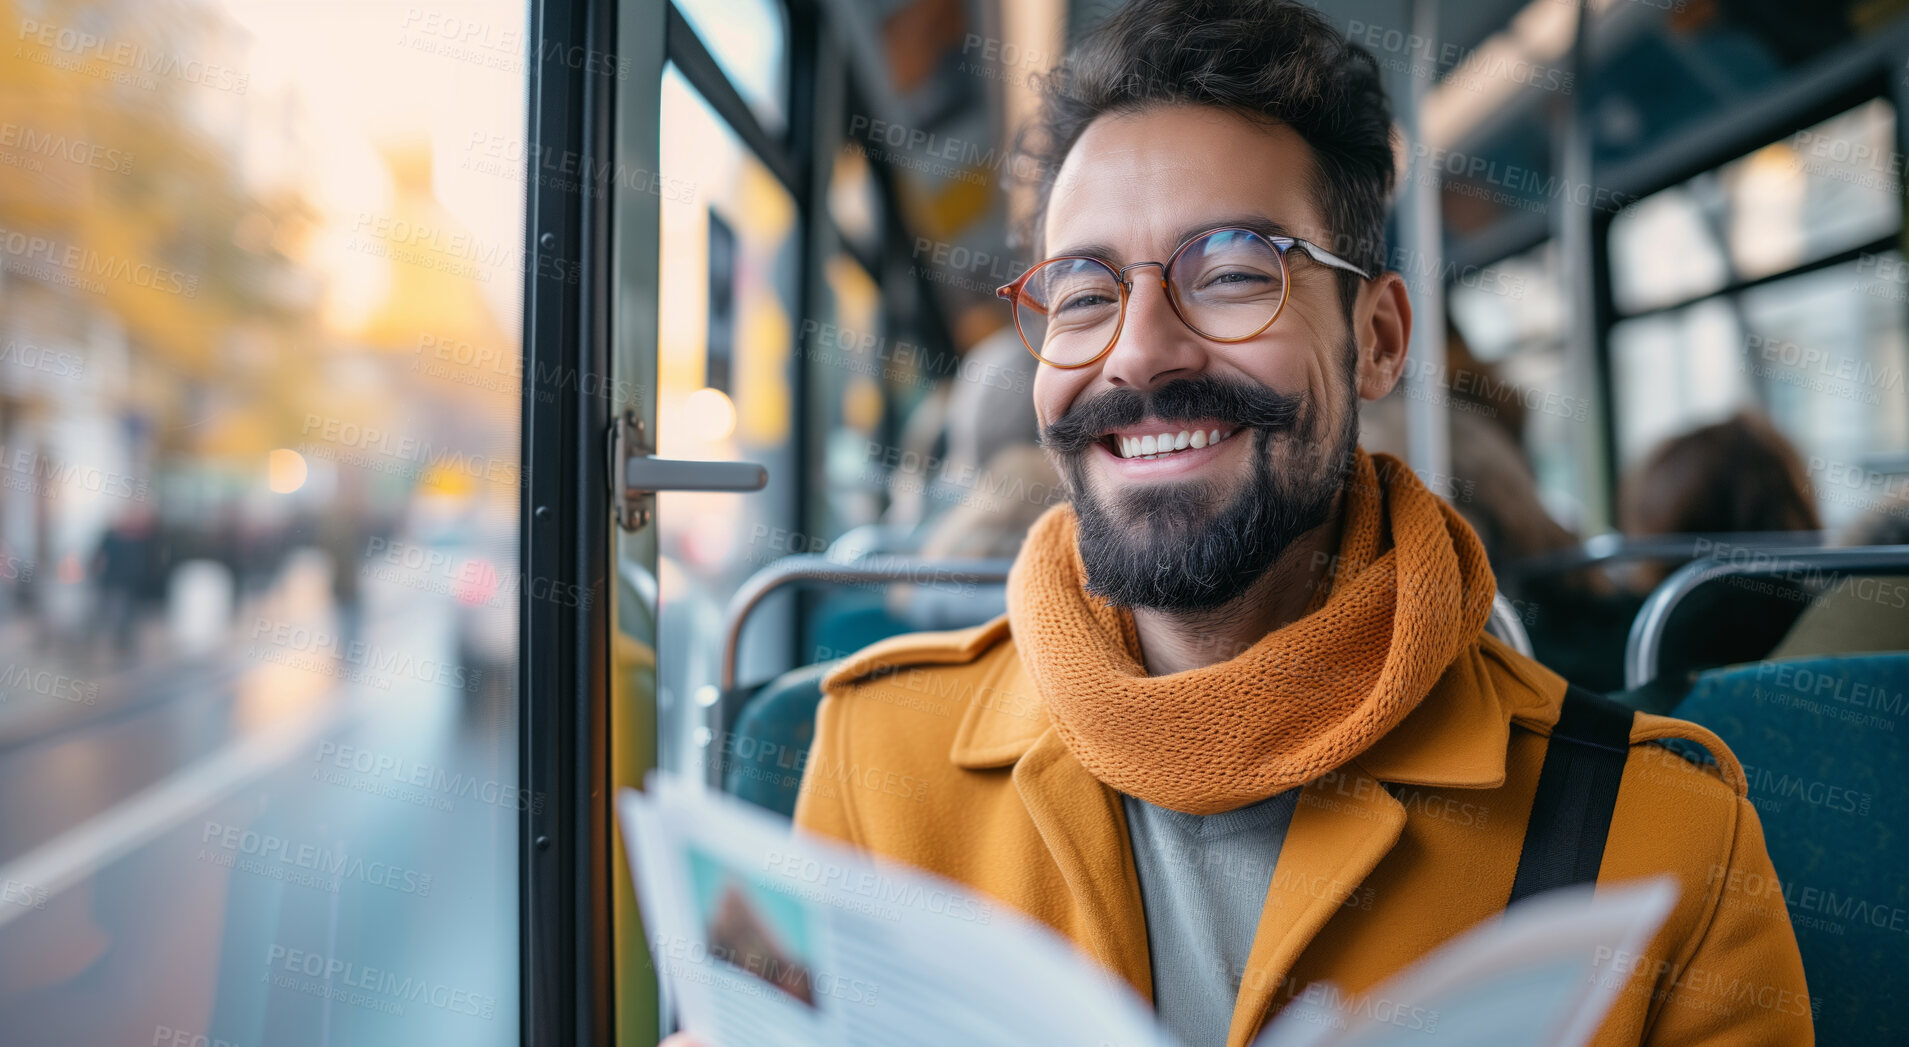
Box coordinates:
[0,1,528,1043]
[654,63,801,781]
[1607,100,1907,522]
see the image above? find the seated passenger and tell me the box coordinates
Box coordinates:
[1769,491,1909,658]
[1609,412,1822,705]
[674,2,1807,1044]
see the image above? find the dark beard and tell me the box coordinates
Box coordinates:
[1044,374,1359,613]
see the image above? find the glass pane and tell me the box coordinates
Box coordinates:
[1739,255,1909,531]
[0,2,526,1043]
[674,0,790,135]
[1608,186,1733,314]
[1448,241,1583,525]
[828,147,882,258]
[1611,298,1756,468]
[656,66,799,780]
[809,253,887,540]
[1610,99,1901,314]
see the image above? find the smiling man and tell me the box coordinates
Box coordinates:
[714,2,1810,1046]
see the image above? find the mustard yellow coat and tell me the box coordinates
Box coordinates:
[792,619,1813,1047]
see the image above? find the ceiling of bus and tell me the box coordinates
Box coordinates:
[833,0,1905,340]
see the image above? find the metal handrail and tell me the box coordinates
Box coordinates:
[1503,531,1833,579]
[1488,594,1533,657]
[721,555,1541,686]
[1623,544,1909,689]
[718,555,1015,691]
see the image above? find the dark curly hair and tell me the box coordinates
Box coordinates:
[1018,0,1397,313]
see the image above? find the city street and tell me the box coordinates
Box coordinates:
[0,562,521,1047]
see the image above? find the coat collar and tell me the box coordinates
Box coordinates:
[951,630,1562,789]
[954,630,1562,1046]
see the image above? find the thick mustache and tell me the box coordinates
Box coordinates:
[1040,377,1306,455]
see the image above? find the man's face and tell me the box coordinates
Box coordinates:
[1033,106,1367,612]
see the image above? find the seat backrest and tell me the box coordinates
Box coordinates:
[722,659,841,817]
[1670,654,1909,1043]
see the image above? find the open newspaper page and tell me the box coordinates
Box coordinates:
[1253,878,1679,1047]
[618,774,1677,1047]
[618,774,1175,1047]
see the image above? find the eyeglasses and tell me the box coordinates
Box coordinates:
[995,226,1372,369]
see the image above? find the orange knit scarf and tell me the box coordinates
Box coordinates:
[1006,448,1495,815]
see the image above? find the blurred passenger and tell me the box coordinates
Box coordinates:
[1359,369,1578,573]
[1609,412,1822,707]
[888,316,1056,628]
[1621,410,1821,585]
[918,317,1047,554]
[90,505,162,664]
[1769,490,1909,659]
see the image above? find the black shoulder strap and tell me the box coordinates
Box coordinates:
[1507,684,1636,906]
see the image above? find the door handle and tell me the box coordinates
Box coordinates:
[609,409,767,532]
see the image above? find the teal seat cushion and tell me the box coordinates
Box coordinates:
[1671,654,1909,1043]
[722,659,841,818]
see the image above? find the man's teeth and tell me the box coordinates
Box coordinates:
[1115,428,1234,459]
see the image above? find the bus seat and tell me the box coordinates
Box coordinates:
[808,590,912,662]
[1669,654,1909,1044]
[722,659,842,817]
[807,583,1010,660]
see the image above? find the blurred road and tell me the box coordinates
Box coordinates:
[0,555,520,1047]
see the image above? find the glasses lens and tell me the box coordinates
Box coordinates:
[1015,258,1121,365]
[1168,229,1287,340]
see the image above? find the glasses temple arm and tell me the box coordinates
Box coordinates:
[1283,239,1373,280]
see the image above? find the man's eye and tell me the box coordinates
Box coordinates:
[1198,269,1274,289]
[1055,292,1116,314]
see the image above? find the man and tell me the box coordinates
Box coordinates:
[675,1,1809,1044]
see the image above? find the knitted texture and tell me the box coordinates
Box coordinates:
[1006,448,1496,815]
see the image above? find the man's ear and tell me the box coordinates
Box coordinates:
[1353,272,1412,401]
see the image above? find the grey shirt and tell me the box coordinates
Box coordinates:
[1122,790,1299,1047]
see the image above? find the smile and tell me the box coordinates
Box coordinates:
[1102,426,1240,460]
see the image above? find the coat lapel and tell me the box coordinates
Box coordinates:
[1011,726,1153,1000]
[1226,758,1406,1047]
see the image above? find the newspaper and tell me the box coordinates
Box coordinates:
[617,774,1677,1047]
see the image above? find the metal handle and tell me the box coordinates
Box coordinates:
[609,409,766,531]
[1624,544,1909,689]
[625,456,767,494]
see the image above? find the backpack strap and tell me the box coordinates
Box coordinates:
[1507,684,1636,905]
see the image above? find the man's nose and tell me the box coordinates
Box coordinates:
[1098,264,1207,391]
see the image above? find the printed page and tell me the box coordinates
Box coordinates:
[617,774,1178,1047]
[1252,878,1680,1047]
